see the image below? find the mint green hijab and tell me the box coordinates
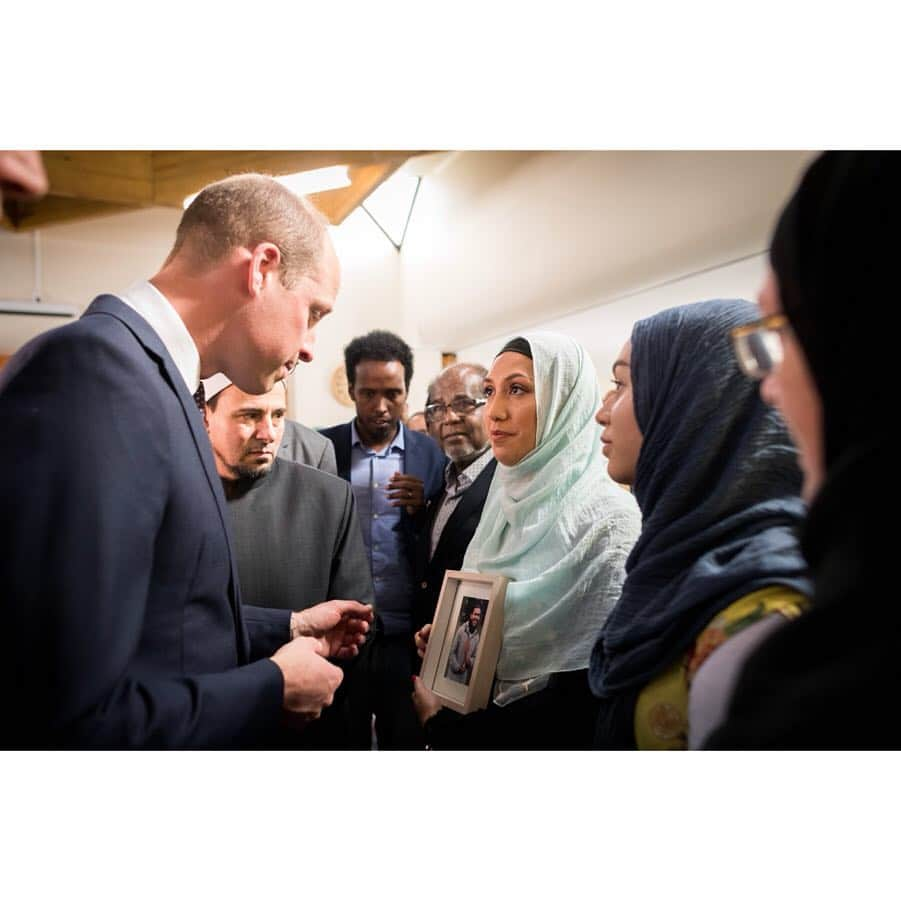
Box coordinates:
[463,331,641,695]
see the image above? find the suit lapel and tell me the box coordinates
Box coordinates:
[432,457,497,563]
[335,423,352,481]
[84,296,246,654]
[402,426,428,482]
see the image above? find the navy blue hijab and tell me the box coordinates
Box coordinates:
[589,298,811,740]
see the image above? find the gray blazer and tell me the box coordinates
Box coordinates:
[279,419,338,475]
[225,458,374,613]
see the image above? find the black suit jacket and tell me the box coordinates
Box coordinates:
[0,295,288,749]
[412,457,497,634]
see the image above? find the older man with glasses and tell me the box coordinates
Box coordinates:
[412,362,498,644]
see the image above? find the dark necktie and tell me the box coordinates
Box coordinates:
[193,382,208,427]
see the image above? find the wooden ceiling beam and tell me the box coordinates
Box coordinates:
[1,196,143,231]
[1,150,434,231]
[310,159,408,225]
[151,150,425,207]
[42,151,155,204]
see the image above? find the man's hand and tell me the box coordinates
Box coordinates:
[412,675,443,725]
[290,600,373,659]
[387,472,425,515]
[271,636,344,719]
[414,623,432,660]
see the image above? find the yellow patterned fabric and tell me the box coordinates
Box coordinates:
[633,586,809,750]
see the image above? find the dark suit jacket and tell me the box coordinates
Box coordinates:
[319,421,446,623]
[0,295,288,749]
[412,457,497,634]
[225,458,374,612]
[278,419,338,475]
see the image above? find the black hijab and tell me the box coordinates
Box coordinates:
[770,152,893,470]
[589,299,810,747]
[706,152,900,749]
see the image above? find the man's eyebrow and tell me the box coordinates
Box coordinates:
[234,406,264,416]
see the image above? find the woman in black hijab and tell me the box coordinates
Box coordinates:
[706,151,899,749]
[588,299,811,750]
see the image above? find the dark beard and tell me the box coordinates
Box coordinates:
[233,461,273,481]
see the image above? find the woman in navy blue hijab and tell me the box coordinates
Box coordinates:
[588,298,811,749]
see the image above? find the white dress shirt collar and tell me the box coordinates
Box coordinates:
[116,280,201,394]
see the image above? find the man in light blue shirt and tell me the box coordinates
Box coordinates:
[349,419,416,634]
[321,329,446,748]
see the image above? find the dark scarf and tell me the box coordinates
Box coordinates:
[589,299,811,747]
[706,152,900,749]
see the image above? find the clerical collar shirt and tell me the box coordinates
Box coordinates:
[429,447,494,559]
[117,280,201,394]
[349,420,413,636]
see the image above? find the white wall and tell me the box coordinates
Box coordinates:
[289,206,442,427]
[0,203,440,428]
[456,252,769,389]
[399,151,813,351]
[0,208,181,355]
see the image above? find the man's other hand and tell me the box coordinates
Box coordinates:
[271,635,345,718]
[387,472,425,515]
[290,600,373,659]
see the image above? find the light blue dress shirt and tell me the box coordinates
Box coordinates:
[349,421,414,635]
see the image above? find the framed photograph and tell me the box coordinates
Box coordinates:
[419,570,508,714]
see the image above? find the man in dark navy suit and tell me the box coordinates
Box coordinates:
[0,174,371,749]
[321,330,446,748]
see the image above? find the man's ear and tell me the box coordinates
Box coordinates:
[347,382,356,402]
[248,242,281,295]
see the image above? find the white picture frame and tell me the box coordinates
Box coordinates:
[419,570,508,714]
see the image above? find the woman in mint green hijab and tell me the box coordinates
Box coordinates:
[412,332,641,749]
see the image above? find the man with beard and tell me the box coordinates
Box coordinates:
[205,374,374,747]
[412,363,497,639]
[445,605,483,685]
[321,329,446,748]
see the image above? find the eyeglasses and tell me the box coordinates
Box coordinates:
[424,397,486,423]
[730,313,789,380]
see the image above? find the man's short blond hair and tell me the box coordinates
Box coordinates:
[169,173,330,288]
